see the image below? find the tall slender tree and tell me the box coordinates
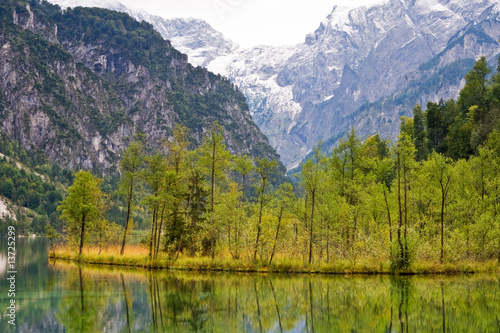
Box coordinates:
[58,171,106,256]
[198,122,232,258]
[118,140,145,255]
[424,152,453,263]
[301,145,323,265]
[253,157,278,262]
[394,132,416,269]
[143,153,166,259]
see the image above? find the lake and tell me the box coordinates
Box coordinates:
[0,237,499,332]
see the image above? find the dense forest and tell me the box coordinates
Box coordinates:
[2,56,500,271]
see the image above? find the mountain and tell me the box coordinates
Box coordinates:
[47,0,500,169]
[0,0,282,172]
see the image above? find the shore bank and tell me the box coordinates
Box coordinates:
[49,245,500,275]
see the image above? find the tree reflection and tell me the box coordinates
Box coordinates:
[44,263,500,332]
[391,277,412,333]
[121,273,132,333]
[56,267,102,333]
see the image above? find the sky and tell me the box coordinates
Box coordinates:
[117,0,387,47]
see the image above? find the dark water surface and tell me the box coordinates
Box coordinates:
[0,237,499,332]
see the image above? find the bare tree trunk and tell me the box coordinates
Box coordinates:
[384,188,393,243]
[210,142,216,260]
[269,207,284,266]
[155,203,166,259]
[403,164,408,266]
[79,212,85,256]
[121,185,133,255]
[397,153,404,267]
[309,189,315,265]
[269,278,283,333]
[254,180,266,262]
[440,189,445,263]
[149,205,157,259]
[121,274,131,333]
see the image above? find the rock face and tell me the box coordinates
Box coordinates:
[76,0,499,170]
[0,0,282,172]
[46,0,500,169]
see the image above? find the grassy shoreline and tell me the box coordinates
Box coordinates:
[48,245,500,275]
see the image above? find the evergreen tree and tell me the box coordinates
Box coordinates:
[426,100,449,154]
[412,104,428,161]
[458,56,490,114]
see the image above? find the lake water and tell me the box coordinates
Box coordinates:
[0,237,499,332]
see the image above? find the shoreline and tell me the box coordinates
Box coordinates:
[49,247,500,276]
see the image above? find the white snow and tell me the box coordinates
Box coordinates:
[322,95,334,102]
[327,6,354,33]
[415,0,451,15]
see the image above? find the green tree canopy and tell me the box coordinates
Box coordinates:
[58,171,107,255]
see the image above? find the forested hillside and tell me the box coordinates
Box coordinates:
[0,134,70,235]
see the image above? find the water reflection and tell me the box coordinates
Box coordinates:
[46,265,500,333]
[0,238,499,332]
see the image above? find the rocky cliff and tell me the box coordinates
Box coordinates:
[89,0,500,169]
[0,0,282,172]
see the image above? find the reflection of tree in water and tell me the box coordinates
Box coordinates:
[54,264,143,333]
[56,267,103,333]
[390,277,413,333]
[45,263,500,332]
[148,273,210,332]
[121,273,133,333]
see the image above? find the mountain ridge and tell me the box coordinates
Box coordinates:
[47,0,500,169]
[0,0,283,172]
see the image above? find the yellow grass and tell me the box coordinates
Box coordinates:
[49,245,500,275]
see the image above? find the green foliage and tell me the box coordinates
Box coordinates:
[412,104,428,161]
[117,138,145,255]
[45,222,61,256]
[57,171,107,255]
[404,57,500,160]
[0,139,68,234]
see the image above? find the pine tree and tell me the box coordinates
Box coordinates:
[412,104,428,161]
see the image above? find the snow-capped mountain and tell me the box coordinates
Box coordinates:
[49,0,500,169]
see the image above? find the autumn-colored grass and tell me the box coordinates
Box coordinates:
[49,245,500,275]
